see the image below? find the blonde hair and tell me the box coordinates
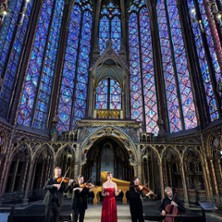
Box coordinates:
[164,187,172,194]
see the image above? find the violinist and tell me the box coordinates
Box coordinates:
[160,187,185,222]
[129,177,153,222]
[71,175,94,222]
[43,166,73,222]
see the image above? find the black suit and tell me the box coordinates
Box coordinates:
[43,178,68,222]
[160,195,185,222]
[159,196,185,214]
[129,185,144,222]
[71,183,89,222]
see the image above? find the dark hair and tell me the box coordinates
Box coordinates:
[107,172,112,176]
[130,177,138,186]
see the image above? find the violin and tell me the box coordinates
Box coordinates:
[134,184,157,198]
[79,182,95,189]
[56,177,70,183]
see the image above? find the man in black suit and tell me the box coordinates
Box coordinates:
[43,166,72,222]
[160,187,185,220]
[71,175,94,222]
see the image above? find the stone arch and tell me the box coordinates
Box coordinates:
[80,126,138,163]
[162,146,183,197]
[161,145,182,162]
[183,147,206,203]
[9,142,32,163]
[141,145,161,194]
[31,144,54,194]
[5,143,31,194]
[55,144,76,179]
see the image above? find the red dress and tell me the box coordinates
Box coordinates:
[101,188,117,222]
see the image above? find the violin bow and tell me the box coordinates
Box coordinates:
[59,167,70,185]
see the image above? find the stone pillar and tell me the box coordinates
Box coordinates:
[159,161,164,198]
[10,159,20,192]
[23,161,35,205]
[137,164,142,182]
[202,157,213,200]
[204,0,222,70]
[180,160,189,207]
[210,158,219,197]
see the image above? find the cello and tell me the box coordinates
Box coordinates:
[163,194,179,222]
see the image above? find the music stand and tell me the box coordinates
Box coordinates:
[199,201,218,222]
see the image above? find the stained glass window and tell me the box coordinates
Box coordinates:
[56,0,93,132]
[95,78,121,110]
[187,0,221,121]
[99,0,121,54]
[128,0,159,134]
[0,0,34,117]
[96,79,108,109]
[17,0,65,129]
[157,0,197,132]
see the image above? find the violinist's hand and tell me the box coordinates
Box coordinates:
[53,184,61,190]
[73,187,83,192]
[161,210,166,216]
[171,201,178,207]
[146,191,153,197]
[68,179,74,186]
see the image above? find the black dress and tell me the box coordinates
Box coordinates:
[129,185,144,222]
[71,184,89,222]
[43,178,69,222]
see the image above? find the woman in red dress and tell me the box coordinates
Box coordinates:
[101,172,121,222]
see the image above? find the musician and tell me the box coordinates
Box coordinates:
[43,166,72,222]
[160,187,185,218]
[71,175,94,222]
[129,177,153,222]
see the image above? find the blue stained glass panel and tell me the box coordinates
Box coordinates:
[111,16,121,53]
[157,0,182,132]
[166,0,197,130]
[57,4,81,132]
[0,0,34,117]
[129,12,143,122]
[139,7,159,134]
[33,0,65,130]
[187,0,219,121]
[110,79,121,109]
[99,1,121,54]
[96,79,108,109]
[99,16,110,55]
[0,0,23,76]
[17,0,65,129]
[72,10,92,127]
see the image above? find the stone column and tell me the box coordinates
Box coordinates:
[180,160,189,207]
[210,159,219,197]
[23,161,35,205]
[204,0,222,70]
[159,161,164,198]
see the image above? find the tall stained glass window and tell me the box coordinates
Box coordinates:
[99,0,121,54]
[157,0,198,132]
[128,0,159,134]
[56,0,93,132]
[95,78,121,110]
[187,0,221,121]
[0,0,34,117]
[17,0,65,129]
